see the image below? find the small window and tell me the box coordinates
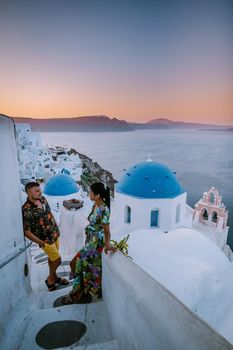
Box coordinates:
[212,211,218,223]
[151,209,159,227]
[202,208,208,221]
[124,206,131,223]
[176,204,181,223]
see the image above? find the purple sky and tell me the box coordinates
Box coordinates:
[0,0,232,124]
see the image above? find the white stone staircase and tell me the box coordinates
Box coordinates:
[17,299,119,350]
[2,243,119,350]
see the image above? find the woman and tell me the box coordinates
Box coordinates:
[62,182,116,304]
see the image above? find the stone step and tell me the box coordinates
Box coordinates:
[14,300,114,350]
[68,339,119,350]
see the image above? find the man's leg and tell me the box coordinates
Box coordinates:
[42,241,61,286]
[47,257,61,285]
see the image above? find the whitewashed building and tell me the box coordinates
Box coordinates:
[114,159,189,233]
[15,123,82,182]
[15,123,41,149]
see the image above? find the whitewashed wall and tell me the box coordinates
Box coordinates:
[59,203,92,256]
[114,191,187,232]
[0,116,31,339]
[102,252,233,350]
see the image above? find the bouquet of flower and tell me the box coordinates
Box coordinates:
[110,234,132,259]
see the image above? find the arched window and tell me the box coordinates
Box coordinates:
[151,209,159,227]
[209,192,215,204]
[176,204,181,223]
[124,206,131,224]
[212,211,218,223]
[202,208,208,221]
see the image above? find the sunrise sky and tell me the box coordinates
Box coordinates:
[0,0,232,125]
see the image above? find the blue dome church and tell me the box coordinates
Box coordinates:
[43,174,80,211]
[44,174,79,196]
[114,160,188,232]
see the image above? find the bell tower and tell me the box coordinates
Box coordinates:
[193,187,229,249]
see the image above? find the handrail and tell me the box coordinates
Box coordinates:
[0,241,32,269]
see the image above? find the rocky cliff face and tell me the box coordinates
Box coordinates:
[68,148,116,197]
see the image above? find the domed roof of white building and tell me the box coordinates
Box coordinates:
[44,174,79,196]
[116,160,185,199]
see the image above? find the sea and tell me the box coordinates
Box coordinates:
[41,129,233,248]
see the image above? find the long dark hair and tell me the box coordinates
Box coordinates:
[90,182,110,209]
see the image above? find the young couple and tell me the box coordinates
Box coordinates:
[22,181,116,301]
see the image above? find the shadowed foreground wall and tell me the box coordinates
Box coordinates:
[0,116,30,340]
[102,252,233,350]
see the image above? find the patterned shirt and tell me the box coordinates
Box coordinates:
[22,195,60,244]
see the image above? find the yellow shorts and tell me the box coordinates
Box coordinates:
[42,239,60,261]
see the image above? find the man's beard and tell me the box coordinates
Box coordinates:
[32,195,41,200]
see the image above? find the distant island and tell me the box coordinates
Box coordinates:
[1,113,232,132]
[199,127,233,132]
[11,115,132,132]
[130,118,230,130]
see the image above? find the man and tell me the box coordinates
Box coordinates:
[22,182,68,291]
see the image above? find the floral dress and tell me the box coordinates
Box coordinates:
[73,203,110,295]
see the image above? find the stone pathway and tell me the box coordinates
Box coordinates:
[3,243,119,349]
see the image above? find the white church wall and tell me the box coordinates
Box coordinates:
[115,191,187,232]
[216,228,229,250]
[171,192,187,227]
[185,204,194,227]
[0,116,31,339]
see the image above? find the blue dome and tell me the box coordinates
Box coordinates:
[44,174,79,196]
[116,161,185,199]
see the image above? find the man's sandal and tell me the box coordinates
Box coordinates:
[45,279,57,292]
[55,277,69,285]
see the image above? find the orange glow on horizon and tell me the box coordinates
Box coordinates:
[1,64,232,126]
[0,0,232,126]
[1,87,232,126]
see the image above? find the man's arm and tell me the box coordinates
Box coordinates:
[24,230,45,248]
